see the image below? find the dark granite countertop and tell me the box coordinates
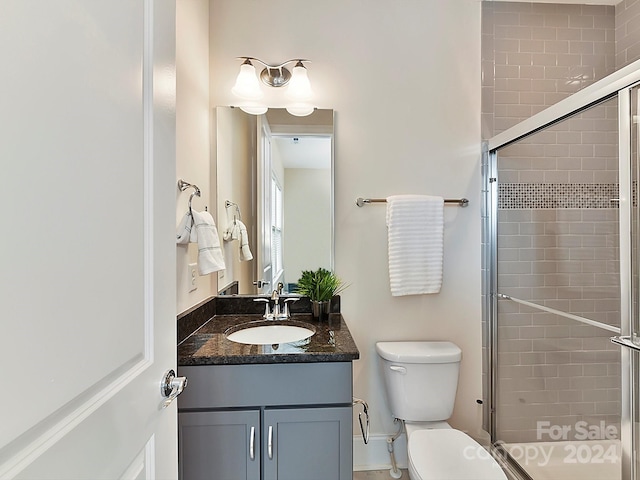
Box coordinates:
[178,312,360,366]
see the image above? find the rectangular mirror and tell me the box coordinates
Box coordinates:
[216,107,334,295]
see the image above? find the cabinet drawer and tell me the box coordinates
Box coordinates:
[178,362,353,409]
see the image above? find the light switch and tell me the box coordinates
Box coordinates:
[188,263,198,292]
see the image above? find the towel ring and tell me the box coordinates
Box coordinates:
[225,200,242,223]
[178,179,203,216]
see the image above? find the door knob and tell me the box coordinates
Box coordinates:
[161,369,187,408]
[253,280,270,289]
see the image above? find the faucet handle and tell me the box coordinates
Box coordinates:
[253,297,271,318]
[280,297,300,319]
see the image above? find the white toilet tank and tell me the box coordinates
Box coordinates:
[376,341,462,422]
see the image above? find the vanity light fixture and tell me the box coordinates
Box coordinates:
[232,57,315,117]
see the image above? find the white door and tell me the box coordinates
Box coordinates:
[256,116,273,295]
[0,1,178,478]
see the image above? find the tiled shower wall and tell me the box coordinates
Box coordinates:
[616,0,640,69]
[481,0,640,137]
[480,1,640,443]
[482,2,615,139]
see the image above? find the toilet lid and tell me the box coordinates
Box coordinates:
[408,429,507,480]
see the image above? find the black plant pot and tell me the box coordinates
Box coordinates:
[310,300,330,322]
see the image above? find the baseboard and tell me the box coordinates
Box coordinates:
[353,433,408,471]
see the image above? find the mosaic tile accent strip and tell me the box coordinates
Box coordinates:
[499,183,619,209]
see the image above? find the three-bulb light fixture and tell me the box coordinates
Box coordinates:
[231,57,315,117]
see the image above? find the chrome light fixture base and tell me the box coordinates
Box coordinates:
[239,57,309,88]
[260,65,291,87]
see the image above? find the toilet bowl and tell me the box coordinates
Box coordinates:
[407,428,506,480]
[376,341,506,480]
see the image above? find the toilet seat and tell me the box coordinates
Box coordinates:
[408,429,507,480]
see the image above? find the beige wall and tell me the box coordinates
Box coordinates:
[176,0,216,313]
[215,107,256,294]
[210,0,483,443]
[284,167,332,285]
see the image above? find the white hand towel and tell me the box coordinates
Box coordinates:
[223,222,240,242]
[191,209,226,275]
[237,220,253,261]
[386,195,444,296]
[223,219,253,262]
[176,212,193,244]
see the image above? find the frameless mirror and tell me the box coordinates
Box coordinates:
[216,107,334,295]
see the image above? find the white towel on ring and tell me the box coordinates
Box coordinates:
[176,211,195,244]
[386,195,444,296]
[191,209,226,274]
[223,219,253,261]
[237,220,253,261]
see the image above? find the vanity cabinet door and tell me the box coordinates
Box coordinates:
[179,410,261,480]
[263,406,353,480]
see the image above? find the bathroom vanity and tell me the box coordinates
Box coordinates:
[177,296,359,480]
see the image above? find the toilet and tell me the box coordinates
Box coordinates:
[376,341,507,480]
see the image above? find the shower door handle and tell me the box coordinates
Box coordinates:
[611,335,640,352]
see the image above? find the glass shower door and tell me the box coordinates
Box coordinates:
[492,95,624,480]
[608,83,640,480]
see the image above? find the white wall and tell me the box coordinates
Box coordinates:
[176,0,215,313]
[209,0,482,463]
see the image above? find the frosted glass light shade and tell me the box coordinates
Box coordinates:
[286,103,314,117]
[286,65,313,101]
[239,102,268,115]
[232,63,263,100]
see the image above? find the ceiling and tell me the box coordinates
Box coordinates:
[272,135,332,169]
[488,0,620,4]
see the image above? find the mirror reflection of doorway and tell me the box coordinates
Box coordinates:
[258,122,332,294]
[216,107,334,295]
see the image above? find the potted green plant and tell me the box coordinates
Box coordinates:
[295,268,348,321]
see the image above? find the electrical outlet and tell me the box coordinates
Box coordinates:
[188,263,198,292]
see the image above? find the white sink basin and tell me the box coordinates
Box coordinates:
[225,321,315,345]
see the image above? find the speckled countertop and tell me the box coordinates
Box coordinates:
[178,304,360,366]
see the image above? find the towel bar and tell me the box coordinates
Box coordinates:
[356,197,469,207]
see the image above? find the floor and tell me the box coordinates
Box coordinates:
[353,470,410,480]
[504,440,621,480]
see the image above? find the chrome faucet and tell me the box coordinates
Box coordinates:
[253,291,299,320]
[271,290,281,318]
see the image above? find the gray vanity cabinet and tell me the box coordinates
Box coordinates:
[262,406,352,480]
[179,410,260,480]
[178,362,353,480]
